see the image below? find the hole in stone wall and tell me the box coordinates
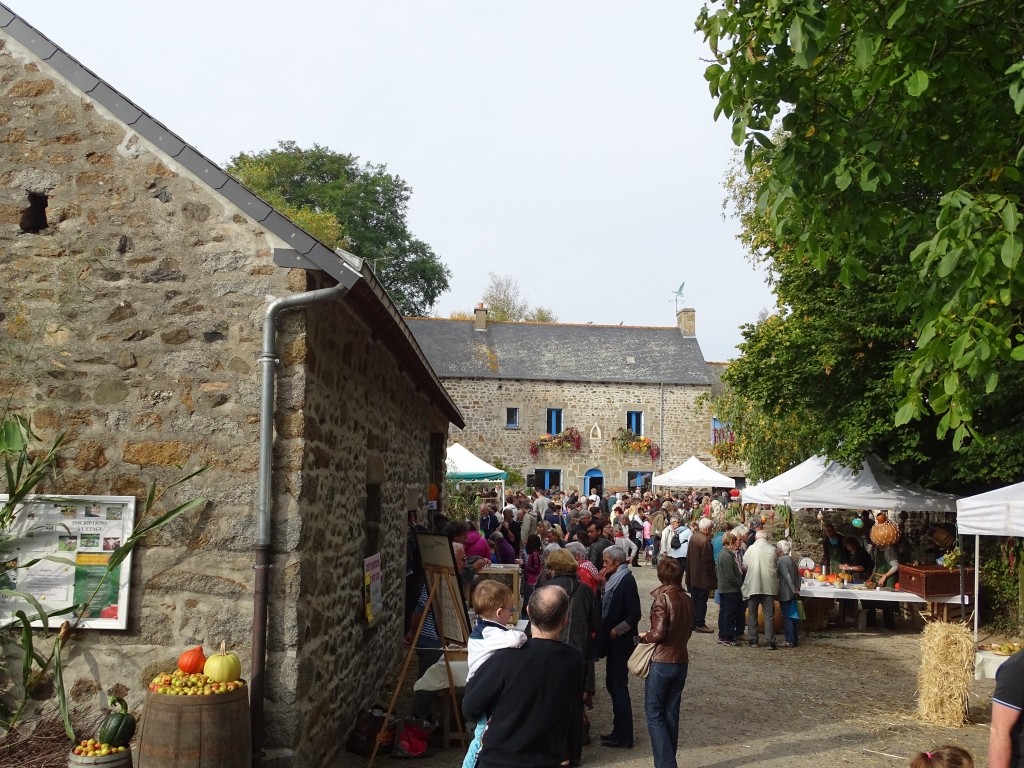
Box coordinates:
[20,192,48,233]
[364,484,382,559]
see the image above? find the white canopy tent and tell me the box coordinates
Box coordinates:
[957,481,1024,639]
[788,453,958,513]
[445,443,507,499]
[742,455,829,506]
[652,456,735,490]
[957,482,1024,538]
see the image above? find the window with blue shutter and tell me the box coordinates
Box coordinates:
[546,408,563,434]
[626,411,643,435]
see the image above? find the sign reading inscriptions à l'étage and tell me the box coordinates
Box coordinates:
[0,495,136,629]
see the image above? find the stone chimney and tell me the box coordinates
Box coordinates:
[676,308,695,337]
[474,302,489,331]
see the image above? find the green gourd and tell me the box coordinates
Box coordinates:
[98,696,136,747]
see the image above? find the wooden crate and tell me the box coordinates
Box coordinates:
[898,564,974,598]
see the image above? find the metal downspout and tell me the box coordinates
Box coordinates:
[252,283,349,766]
[659,383,665,474]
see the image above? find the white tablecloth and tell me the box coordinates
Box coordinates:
[414,659,469,692]
[414,621,527,692]
[799,580,970,605]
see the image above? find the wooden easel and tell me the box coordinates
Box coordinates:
[368,565,468,767]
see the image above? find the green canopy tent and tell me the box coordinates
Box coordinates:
[445,442,507,500]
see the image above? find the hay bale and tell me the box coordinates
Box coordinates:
[802,597,832,631]
[916,620,975,726]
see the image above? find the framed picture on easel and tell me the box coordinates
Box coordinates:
[415,533,471,645]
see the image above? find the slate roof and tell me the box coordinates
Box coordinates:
[0,4,462,427]
[405,318,712,386]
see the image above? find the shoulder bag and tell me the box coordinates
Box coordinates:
[627,641,656,678]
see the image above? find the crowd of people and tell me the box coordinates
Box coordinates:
[404,486,988,768]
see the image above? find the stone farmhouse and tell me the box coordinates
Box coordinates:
[0,7,463,767]
[408,305,741,493]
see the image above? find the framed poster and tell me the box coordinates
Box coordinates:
[415,532,470,645]
[363,553,382,626]
[0,494,136,630]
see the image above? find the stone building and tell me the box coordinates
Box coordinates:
[0,7,462,767]
[408,305,740,493]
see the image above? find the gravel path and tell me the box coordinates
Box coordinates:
[374,562,997,768]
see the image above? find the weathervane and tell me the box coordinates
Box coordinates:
[672,282,685,312]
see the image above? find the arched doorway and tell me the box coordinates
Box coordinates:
[584,468,604,497]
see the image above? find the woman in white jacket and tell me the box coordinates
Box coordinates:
[660,516,691,571]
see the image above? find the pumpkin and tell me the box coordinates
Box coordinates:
[204,640,242,683]
[177,645,207,674]
[99,696,136,748]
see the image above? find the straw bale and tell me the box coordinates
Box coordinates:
[916,621,975,726]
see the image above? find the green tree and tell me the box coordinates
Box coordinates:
[698,0,1024,483]
[228,141,450,316]
[480,273,557,323]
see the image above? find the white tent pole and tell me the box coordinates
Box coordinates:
[974,534,980,640]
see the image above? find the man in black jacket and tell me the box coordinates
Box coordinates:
[597,545,642,748]
[463,585,583,768]
[587,520,614,570]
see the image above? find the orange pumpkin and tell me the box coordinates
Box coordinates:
[177,645,207,674]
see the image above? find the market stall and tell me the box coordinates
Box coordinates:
[788,453,958,513]
[652,456,735,490]
[445,443,508,500]
[781,454,962,633]
[956,480,1024,678]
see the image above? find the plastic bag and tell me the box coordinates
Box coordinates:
[392,717,434,759]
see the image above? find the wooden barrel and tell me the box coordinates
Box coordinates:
[68,749,133,767]
[136,687,251,768]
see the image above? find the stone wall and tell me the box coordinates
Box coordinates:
[444,378,731,489]
[284,283,445,767]
[0,34,445,768]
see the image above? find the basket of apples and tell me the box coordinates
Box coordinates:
[68,696,134,766]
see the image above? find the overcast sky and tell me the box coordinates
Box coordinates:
[9,1,776,361]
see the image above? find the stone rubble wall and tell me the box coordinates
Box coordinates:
[443,378,730,489]
[0,35,442,768]
[283,281,444,768]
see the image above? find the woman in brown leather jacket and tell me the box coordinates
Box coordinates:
[638,557,694,768]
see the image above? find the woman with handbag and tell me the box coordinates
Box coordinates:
[637,557,694,768]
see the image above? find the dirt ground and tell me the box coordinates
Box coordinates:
[369,561,999,768]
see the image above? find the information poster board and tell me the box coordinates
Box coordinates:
[415,533,470,645]
[0,495,136,630]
